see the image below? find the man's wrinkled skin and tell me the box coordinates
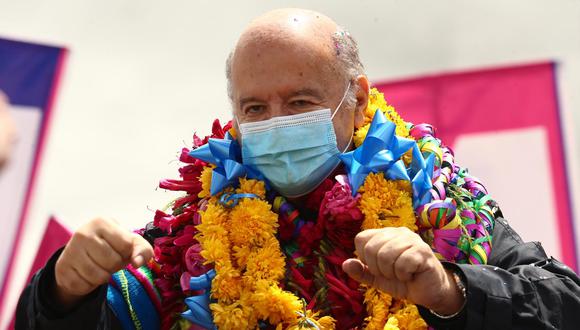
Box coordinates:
[52,8,464,316]
[54,218,153,308]
[0,91,16,171]
[230,9,367,152]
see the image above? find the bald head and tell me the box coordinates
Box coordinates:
[226,8,364,101]
[240,8,339,56]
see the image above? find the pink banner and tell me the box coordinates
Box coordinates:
[8,217,71,329]
[375,62,577,270]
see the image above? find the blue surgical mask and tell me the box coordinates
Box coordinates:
[238,84,352,197]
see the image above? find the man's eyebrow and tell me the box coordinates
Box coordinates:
[239,97,262,108]
[238,89,323,108]
[288,88,324,99]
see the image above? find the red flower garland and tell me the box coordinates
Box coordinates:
[149,119,232,330]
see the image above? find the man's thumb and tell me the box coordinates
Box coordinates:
[130,234,154,268]
[342,258,376,286]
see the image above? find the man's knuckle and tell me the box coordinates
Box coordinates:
[419,244,434,257]
[377,247,392,262]
[94,270,113,283]
[110,253,125,268]
[93,217,117,230]
[55,269,68,287]
[71,230,90,244]
[91,217,108,227]
[354,233,366,248]
[61,276,79,293]
[363,243,376,258]
[77,263,99,283]
[400,254,419,271]
[120,237,134,251]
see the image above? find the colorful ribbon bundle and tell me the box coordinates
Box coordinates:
[107,265,162,330]
[411,124,494,265]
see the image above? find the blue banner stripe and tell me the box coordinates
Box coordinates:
[0,37,64,109]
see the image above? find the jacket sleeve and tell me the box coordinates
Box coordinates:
[15,247,122,330]
[419,217,580,330]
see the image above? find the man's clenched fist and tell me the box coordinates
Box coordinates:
[54,218,153,308]
[342,227,465,316]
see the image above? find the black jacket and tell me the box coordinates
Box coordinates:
[15,218,580,330]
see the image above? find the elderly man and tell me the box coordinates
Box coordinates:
[16,8,580,330]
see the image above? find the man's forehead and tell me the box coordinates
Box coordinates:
[228,9,346,103]
[233,10,339,68]
[231,42,337,95]
[235,27,335,60]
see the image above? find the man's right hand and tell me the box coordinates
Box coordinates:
[54,217,154,308]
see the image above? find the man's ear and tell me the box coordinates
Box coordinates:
[354,75,369,128]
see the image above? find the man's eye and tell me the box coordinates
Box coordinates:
[291,100,312,107]
[245,105,265,114]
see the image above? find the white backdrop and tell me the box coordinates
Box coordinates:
[1,1,579,327]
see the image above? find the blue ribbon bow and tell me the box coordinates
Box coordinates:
[189,133,263,195]
[339,110,415,194]
[409,144,435,208]
[340,110,434,207]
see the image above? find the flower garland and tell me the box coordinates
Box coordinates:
[196,178,320,329]
[143,88,496,330]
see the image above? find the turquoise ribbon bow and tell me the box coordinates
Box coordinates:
[340,110,434,208]
[188,132,263,195]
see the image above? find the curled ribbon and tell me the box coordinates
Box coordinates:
[218,192,259,208]
[181,269,217,329]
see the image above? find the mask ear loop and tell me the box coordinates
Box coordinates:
[331,80,352,120]
[330,80,354,152]
[341,131,354,153]
[235,116,243,143]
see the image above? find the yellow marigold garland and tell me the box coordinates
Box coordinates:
[196,178,334,329]
[354,88,410,147]
[198,166,214,198]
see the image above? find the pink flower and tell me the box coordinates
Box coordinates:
[173,225,197,247]
[179,164,203,181]
[158,178,202,194]
[305,178,334,210]
[179,148,198,164]
[153,205,197,235]
[154,210,177,234]
[195,119,233,146]
[173,194,198,210]
[321,175,363,250]
[183,243,209,276]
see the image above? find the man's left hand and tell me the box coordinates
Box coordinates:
[342,227,465,315]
